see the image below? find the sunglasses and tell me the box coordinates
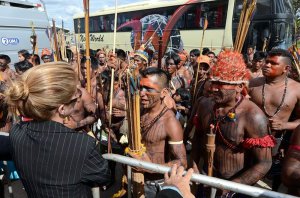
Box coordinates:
[65,89,82,105]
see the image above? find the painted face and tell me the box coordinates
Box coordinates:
[247,47,254,55]
[262,56,287,77]
[0,59,7,70]
[252,59,265,70]
[18,54,25,61]
[194,63,209,79]
[190,53,197,64]
[98,54,106,64]
[139,77,161,109]
[166,59,177,75]
[134,55,144,69]
[210,81,237,104]
[42,56,51,63]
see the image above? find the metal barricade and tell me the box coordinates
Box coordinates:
[103,153,297,198]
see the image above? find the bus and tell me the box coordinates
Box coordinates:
[0,0,51,64]
[73,0,295,54]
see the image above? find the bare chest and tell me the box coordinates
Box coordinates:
[141,115,167,145]
[251,85,296,118]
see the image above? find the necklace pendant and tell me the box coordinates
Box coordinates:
[226,112,236,122]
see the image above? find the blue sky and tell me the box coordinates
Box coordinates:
[40,0,155,31]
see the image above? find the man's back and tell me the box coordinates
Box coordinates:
[10,121,111,198]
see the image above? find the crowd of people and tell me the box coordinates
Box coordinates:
[0,44,299,198]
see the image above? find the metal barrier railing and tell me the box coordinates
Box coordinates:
[103,153,297,198]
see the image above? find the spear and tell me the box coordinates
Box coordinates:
[193,17,208,103]
[83,0,91,93]
[234,0,257,52]
[107,0,118,154]
[52,19,61,61]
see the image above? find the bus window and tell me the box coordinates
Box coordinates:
[249,21,270,51]
[256,0,271,16]
[274,0,293,14]
[80,18,85,33]
[184,1,227,30]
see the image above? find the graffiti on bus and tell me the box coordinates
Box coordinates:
[80,34,104,43]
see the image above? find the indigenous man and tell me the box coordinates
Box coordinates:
[249,48,300,191]
[190,55,211,103]
[249,51,266,79]
[282,125,300,196]
[97,49,109,73]
[177,52,193,86]
[41,48,52,63]
[191,51,274,197]
[0,54,15,82]
[188,49,201,76]
[134,48,149,71]
[246,45,255,68]
[165,53,186,91]
[130,67,187,197]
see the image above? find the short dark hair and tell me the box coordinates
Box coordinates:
[165,52,181,66]
[140,67,170,88]
[14,60,33,73]
[268,48,293,65]
[81,56,99,71]
[190,49,200,57]
[253,51,267,61]
[18,49,31,60]
[116,49,126,60]
[207,51,216,57]
[175,88,190,101]
[202,48,210,55]
[0,54,11,64]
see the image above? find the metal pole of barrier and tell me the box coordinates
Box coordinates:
[103,154,296,198]
[127,165,132,198]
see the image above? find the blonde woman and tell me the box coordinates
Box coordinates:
[5,62,111,198]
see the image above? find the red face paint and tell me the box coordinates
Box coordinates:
[140,78,161,92]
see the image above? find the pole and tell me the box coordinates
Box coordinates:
[158,36,162,69]
[83,0,91,93]
[206,125,216,198]
[52,19,61,61]
[103,154,296,198]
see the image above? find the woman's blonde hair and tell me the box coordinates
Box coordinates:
[5,62,77,120]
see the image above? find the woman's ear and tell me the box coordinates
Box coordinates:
[58,105,65,117]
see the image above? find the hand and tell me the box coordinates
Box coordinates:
[164,164,195,198]
[104,127,118,142]
[112,108,125,117]
[269,118,287,131]
[63,117,78,129]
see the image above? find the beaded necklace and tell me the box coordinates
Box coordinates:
[141,106,168,135]
[262,76,288,118]
[213,96,244,151]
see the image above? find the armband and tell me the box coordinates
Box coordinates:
[242,135,276,149]
[289,145,300,152]
[168,140,183,145]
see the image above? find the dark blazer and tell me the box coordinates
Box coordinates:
[156,188,183,198]
[10,120,111,198]
[0,133,11,160]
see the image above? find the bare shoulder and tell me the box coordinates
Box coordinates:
[288,78,300,95]
[242,99,269,137]
[243,99,267,121]
[164,110,183,136]
[249,77,265,88]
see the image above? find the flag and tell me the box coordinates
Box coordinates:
[199,17,208,30]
